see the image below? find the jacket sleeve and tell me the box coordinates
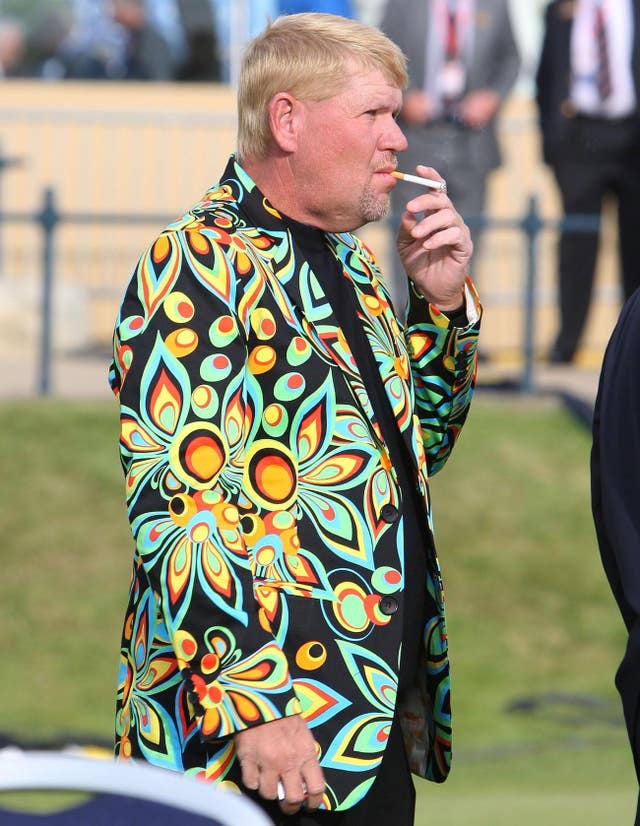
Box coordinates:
[488,0,522,100]
[379,0,403,56]
[591,289,640,785]
[534,1,572,165]
[110,223,299,742]
[404,279,481,476]
[535,2,554,120]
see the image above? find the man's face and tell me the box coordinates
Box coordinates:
[291,65,408,232]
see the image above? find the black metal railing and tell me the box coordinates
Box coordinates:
[0,186,601,397]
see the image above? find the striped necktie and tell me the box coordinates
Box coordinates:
[445,3,458,60]
[594,3,612,100]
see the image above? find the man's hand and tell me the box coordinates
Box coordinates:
[396,165,473,311]
[458,89,500,129]
[235,715,325,815]
[401,88,435,126]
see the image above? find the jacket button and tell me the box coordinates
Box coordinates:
[379,595,399,615]
[381,504,400,523]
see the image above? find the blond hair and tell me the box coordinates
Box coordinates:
[237,13,408,162]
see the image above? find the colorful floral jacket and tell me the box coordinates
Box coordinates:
[109,157,481,811]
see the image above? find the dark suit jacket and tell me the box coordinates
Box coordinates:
[592,288,640,824]
[536,0,640,166]
[110,156,481,810]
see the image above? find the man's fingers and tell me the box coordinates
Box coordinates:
[234,715,325,810]
[238,757,260,792]
[301,758,326,811]
[415,163,442,181]
[277,776,307,814]
[405,190,450,215]
[409,207,458,240]
[256,767,280,802]
[276,765,325,814]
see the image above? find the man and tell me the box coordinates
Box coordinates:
[0,17,26,78]
[379,0,520,313]
[592,290,640,826]
[110,13,480,824]
[536,0,640,364]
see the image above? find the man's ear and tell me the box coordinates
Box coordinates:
[268,92,301,153]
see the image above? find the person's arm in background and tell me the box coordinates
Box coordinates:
[592,289,640,797]
[534,1,571,166]
[534,0,554,134]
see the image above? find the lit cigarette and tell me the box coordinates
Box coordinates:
[391,170,447,192]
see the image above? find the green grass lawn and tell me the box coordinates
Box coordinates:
[0,395,636,824]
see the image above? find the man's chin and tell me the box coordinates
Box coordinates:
[360,193,391,224]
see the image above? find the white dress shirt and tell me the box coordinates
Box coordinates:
[424,0,476,116]
[570,0,636,117]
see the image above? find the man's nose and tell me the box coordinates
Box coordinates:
[384,118,408,153]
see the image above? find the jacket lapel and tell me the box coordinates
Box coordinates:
[225,157,425,482]
[269,228,384,440]
[327,234,426,480]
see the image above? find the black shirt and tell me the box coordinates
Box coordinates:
[281,215,431,691]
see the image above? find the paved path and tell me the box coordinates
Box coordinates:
[0,348,114,401]
[0,348,601,418]
[477,360,600,416]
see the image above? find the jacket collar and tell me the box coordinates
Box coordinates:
[214,157,420,470]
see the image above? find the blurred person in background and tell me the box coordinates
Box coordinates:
[23,4,110,80]
[144,0,190,70]
[536,0,640,365]
[277,0,355,17]
[211,0,278,81]
[109,11,480,825]
[145,0,222,81]
[60,0,127,78]
[0,16,26,77]
[46,0,176,80]
[25,5,77,80]
[379,0,520,321]
[110,0,175,80]
[173,0,222,81]
[591,287,640,826]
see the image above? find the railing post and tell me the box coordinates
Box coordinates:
[520,195,543,394]
[0,141,25,276]
[37,187,59,396]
